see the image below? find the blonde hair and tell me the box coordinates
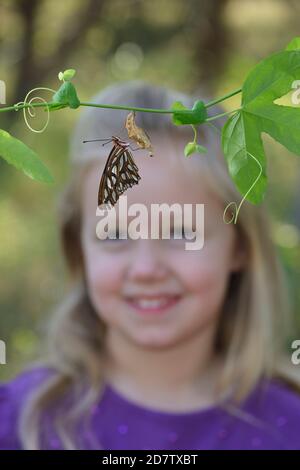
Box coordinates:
[19,80,298,449]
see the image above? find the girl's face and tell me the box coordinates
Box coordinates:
[80,138,244,350]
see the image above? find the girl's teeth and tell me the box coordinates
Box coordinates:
[126,296,180,314]
[136,298,169,308]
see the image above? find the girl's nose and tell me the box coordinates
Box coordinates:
[126,240,169,282]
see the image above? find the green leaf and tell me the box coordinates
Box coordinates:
[285,37,300,51]
[222,47,300,204]
[63,69,76,81]
[184,142,207,157]
[50,81,80,109]
[58,69,76,81]
[0,129,54,184]
[195,144,207,154]
[242,49,300,107]
[242,49,300,157]
[184,142,196,157]
[171,100,207,125]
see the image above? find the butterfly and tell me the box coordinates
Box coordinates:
[83,135,141,208]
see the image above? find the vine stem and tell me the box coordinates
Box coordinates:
[0,101,195,115]
[80,102,191,114]
[0,102,52,113]
[204,88,242,108]
[206,108,242,121]
[0,89,243,116]
[0,101,242,120]
[191,124,197,143]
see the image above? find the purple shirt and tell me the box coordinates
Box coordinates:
[0,366,300,450]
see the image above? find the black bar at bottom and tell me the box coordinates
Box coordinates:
[0,449,298,466]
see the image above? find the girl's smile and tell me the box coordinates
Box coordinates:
[124,293,183,316]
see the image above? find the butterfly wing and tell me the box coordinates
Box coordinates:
[98,143,141,208]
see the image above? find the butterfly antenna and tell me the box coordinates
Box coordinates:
[83,138,113,144]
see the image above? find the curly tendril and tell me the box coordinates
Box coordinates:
[205,123,263,225]
[223,151,263,225]
[14,87,56,133]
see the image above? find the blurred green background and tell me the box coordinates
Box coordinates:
[0,0,300,381]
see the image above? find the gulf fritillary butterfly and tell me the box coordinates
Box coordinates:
[83,135,141,208]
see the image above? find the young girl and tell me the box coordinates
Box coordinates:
[1,80,300,450]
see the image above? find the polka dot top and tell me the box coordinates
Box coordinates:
[0,366,300,449]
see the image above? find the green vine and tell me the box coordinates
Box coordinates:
[1,37,300,224]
